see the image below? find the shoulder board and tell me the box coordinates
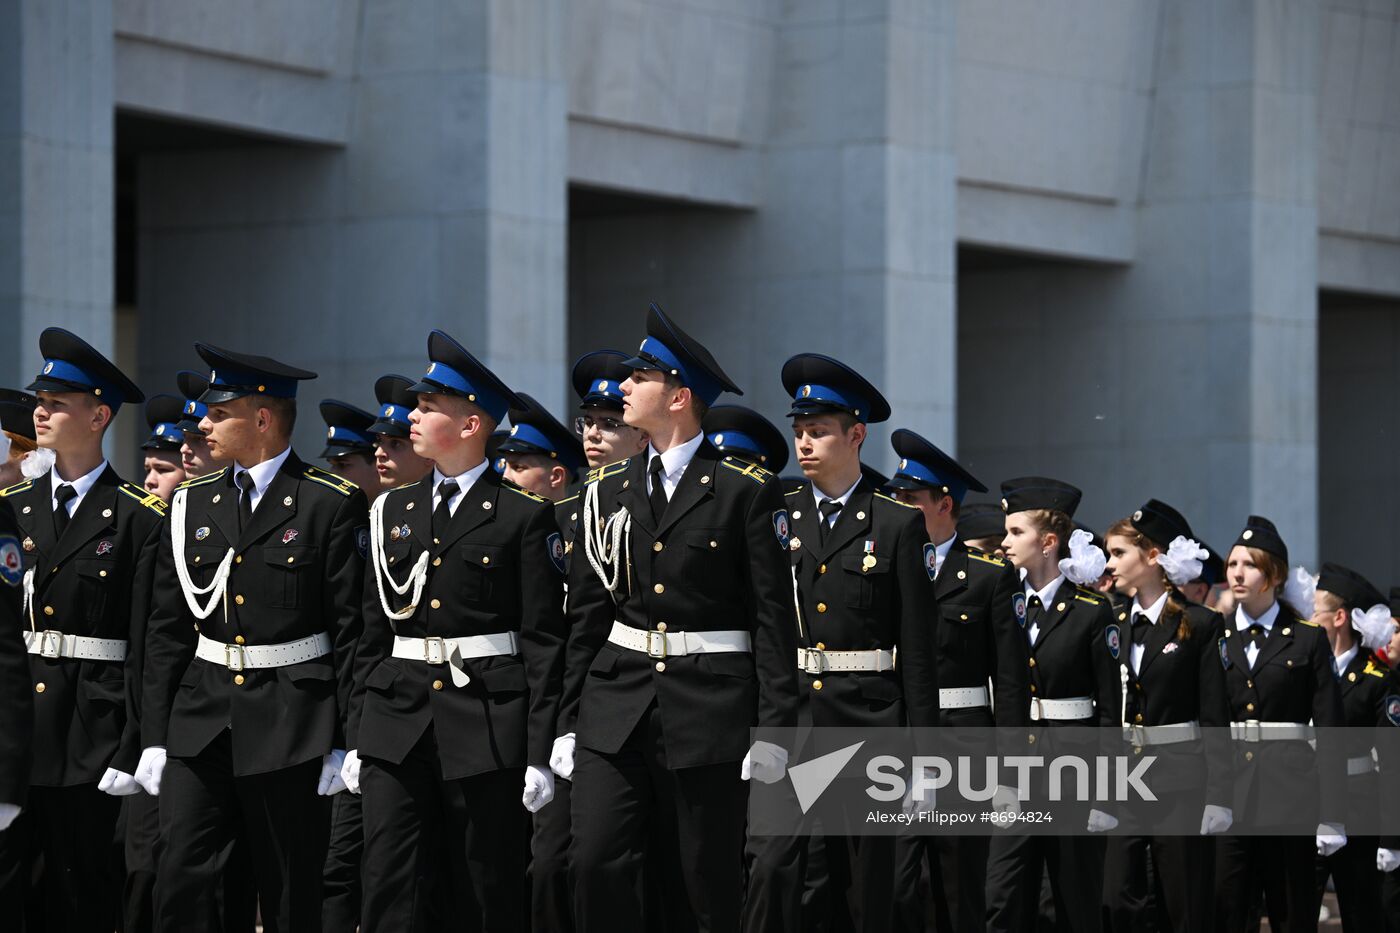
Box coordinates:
[119,482,168,514]
[303,466,356,496]
[1295,617,1319,628]
[505,485,547,503]
[967,550,1006,567]
[176,468,227,490]
[585,459,630,485]
[0,480,33,498]
[557,493,580,506]
[874,491,917,509]
[784,486,805,497]
[1364,660,1387,678]
[1074,587,1103,605]
[396,479,423,491]
[720,457,773,484]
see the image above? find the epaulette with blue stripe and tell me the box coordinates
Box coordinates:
[874,491,916,509]
[177,468,227,490]
[0,480,33,498]
[303,466,356,496]
[967,550,1005,567]
[720,457,773,484]
[585,459,630,484]
[119,482,168,514]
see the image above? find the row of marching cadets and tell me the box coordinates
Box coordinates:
[0,312,1398,933]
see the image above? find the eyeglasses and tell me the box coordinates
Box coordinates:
[574,415,629,437]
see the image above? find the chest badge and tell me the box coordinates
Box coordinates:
[390,525,401,541]
[22,537,35,552]
[195,526,210,541]
[282,528,299,545]
[789,536,802,552]
[1162,642,1179,655]
[95,540,114,556]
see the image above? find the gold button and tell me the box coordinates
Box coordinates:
[1027,734,1036,744]
[816,642,826,650]
[1245,751,1253,762]
[434,537,440,545]
[1134,713,1143,723]
[99,570,107,578]
[1348,672,1356,683]
[1134,747,1143,756]
[1028,658,1036,668]
[433,557,442,567]
[1246,680,1253,688]
[709,541,717,548]
[235,555,242,564]
[43,606,53,616]
[481,556,490,565]
[817,602,827,613]
[655,662,666,672]
[430,599,441,610]
[819,564,827,574]
[234,674,245,686]
[812,680,823,690]
[653,541,663,552]
[656,622,667,632]
[960,613,968,621]
[235,595,245,606]
[235,636,245,645]
[432,680,444,691]
[1286,660,1293,667]
[1056,602,1067,612]
[35,683,45,694]
[287,557,294,564]
[1029,684,1037,694]
[1246,702,1254,712]
[654,583,665,595]
[1135,683,1143,692]
[389,556,396,564]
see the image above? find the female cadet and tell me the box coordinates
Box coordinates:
[1100,500,1232,932]
[1213,516,1346,933]
[984,477,1119,933]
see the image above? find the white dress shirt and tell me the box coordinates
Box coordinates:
[1236,601,1281,669]
[1333,643,1359,680]
[644,432,705,500]
[50,459,109,518]
[1023,574,1067,646]
[1129,590,1169,674]
[431,458,491,518]
[231,447,292,514]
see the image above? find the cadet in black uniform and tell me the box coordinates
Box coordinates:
[703,404,789,474]
[955,502,1007,558]
[366,374,435,491]
[175,371,219,480]
[0,329,164,933]
[884,431,1029,933]
[141,395,189,503]
[1213,516,1346,933]
[984,477,1119,933]
[558,304,800,933]
[138,345,367,933]
[1099,501,1232,932]
[1310,563,1392,930]
[346,330,565,933]
[320,399,383,497]
[0,497,35,925]
[500,392,586,501]
[742,355,939,933]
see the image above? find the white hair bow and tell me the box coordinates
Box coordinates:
[1058,528,1106,586]
[20,447,55,480]
[1283,565,1317,615]
[1157,536,1209,587]
[1352,604,1396,652]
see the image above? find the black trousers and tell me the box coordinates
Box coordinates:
[1315,834,1381,931]
[123,791,160,933]
[891,833,988,933]
[360,726,525,933]
[1384,861,1400,933]
[1214,835,1315,933]
[531,773,573,933]
[745,829,894,933]
[155,733,329,933]
[569,704,748,933]
[322,789,363,932]
[1104,834,1214,933]
[985,831,1105,933]
[5,784,123,933]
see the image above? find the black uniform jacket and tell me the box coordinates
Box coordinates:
[935,538,1029,728]
[0,498,34,804]
[142,454,366,776]
[1219,607,1345,828]
[784,478,938,730]
[3,466,164,785]
[1116,599,1231,803]
[349,468,565,778]
[1334,648,1390,834]
[1025,578,1120,728]
[561,444,800,769]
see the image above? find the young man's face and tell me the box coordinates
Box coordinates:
[503,454,568,502]
[180,431,219,477]
[328,452,381,500]
[143,452,186,503]
[408,393,484,462]
[791,414,863,485]
[33,391,108,452]
[199,396,265,464]
[576,410,648,468]
[620,370,684,434]
[374,434,434,489]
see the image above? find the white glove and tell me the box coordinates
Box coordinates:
[523,765,555,813]
[1199,804,1233,835]
[135,747,167,796]
[98,767,141,797]
[740,741,789,784]
[1378,848,1400,873]
[317,749,348,796]
[340,750,361,795]
[990,784,1019,828]
[0,804,19,832]
[1316,823,1347,857]
[549,734,576,781]
[902,769,938,818]
[1087,808,1119,833]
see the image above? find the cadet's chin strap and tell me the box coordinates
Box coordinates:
[171,487,236,621]
[369,494,430,623]
[582,481,631,600]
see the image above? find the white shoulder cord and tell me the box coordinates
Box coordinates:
[369,493,430,622]
[582,480,632,600]
[171,487,237,621]
[21,568,35,633]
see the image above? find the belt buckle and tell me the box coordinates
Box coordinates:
[1241,719,1261,743]
[1031,698,1043,721]
[224,644,245,672]
[801,648,827,675]
[38,629,63,659]
[646,630,668,659]
[1128,724,1146,748]
[423,636,446,665]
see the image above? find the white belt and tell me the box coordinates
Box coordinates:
[1123,721,1201,748]
[939,686,990,709]
[1229,721,1315,742]
[194,632,331,671]
[1029,696,1094,721]
[391,633,518,664]
[608,620,751,658]
[796,647,894,674]
[24,630,127,662]
[1347,753,1378,777]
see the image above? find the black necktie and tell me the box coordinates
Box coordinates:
[235,472,255,532]
[1246,624,1267,651]
[433,479,459,539]
[53,484,77,539]
[1026,595,1044,640]
[648,456,668,524]
[1131,612,1152,646]
[818,499,843,543]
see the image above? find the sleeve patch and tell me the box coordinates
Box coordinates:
[548,532,567,573]
[0,535,21,586]
[1219,637,1232,670]
[354,526,369,560]
[772,510,791,548]
[1105,624,1121,660]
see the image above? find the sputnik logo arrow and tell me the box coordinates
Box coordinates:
[788,741,865,813]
